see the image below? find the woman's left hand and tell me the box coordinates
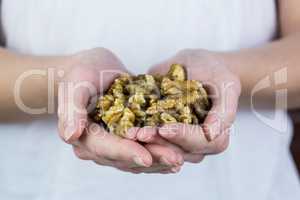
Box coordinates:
[143,49,241,162]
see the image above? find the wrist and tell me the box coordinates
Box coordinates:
[0,49,74,115]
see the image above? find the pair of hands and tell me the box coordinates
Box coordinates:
[57,48,241,174]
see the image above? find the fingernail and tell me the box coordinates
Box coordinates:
[133,157,147,167]
[64,125,77,141]
[159,157,173,166]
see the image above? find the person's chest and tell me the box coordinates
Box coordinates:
[2,0,277,73]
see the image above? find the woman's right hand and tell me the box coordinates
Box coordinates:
[57,48,183,173]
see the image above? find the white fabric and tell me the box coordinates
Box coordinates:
[1,0,300,199]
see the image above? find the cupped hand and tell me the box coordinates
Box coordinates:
[146,49,241,161]
[57,48,127,143]
[57,48,183,174]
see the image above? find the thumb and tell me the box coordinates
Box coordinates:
[58,83,90,143]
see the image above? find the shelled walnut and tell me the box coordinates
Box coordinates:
[91,64,211,137]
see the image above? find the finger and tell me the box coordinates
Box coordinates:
[148,166,182,174]
[136,131,191,165]
[124,126,157,141]
[124,127,140,140]
[74,139,145,171]
[144,144,183,167]
[73,145,94,160]
[159,167,181,174]
[131,163,172,173]
[94,160,142,174]
[136,131,168,144]
[203,78,240,141]
[57,82,90,143]
[170,166,182,173]
[158,123,209,154]
[117,168,142,174]
[136,126,157,142]
[74,144,143,173]
[203,128,230,154]
[144,136,205,164]
[183,154,205,163]
[81,123,153,167]
[158,170,174,174]
[120,157,187,174]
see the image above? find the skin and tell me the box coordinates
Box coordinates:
[0,0,300,174]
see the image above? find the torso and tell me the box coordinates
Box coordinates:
[3,0,277,73]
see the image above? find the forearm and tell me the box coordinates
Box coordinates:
[218,33,300,108]
[0,48,69,116]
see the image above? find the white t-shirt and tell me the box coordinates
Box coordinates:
[1,0,299,199]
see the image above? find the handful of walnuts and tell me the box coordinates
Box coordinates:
[91,64,211,137]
